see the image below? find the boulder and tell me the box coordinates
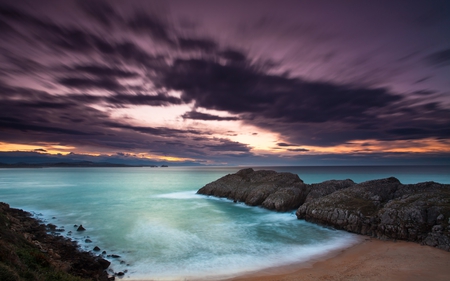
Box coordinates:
[197,168,309,211]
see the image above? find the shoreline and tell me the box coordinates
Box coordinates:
[3,203,450,281]
[227,237,450,281]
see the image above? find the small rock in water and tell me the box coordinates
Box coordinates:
[85,239,92,243]
[116,272,125,276]
[93,246,101,251]
[77,225,86,231]
[47,223,57,230]
[111,254,121,258]
[102,250,107,255]
[74,224,78,227]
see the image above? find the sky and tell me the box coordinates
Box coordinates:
[0,0,449,166]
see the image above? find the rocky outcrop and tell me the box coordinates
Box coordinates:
[197,168,310,211]
[199,168,450,251]
[296,178,450,251]
[305,179,355,203]
[0,202,111,280]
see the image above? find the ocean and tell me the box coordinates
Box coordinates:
[1,166,449,280]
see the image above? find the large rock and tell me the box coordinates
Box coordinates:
[198,169,450,251]
[197,168,310,211]
[296,178,450,251]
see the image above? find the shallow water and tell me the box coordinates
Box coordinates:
[0,166,448,280]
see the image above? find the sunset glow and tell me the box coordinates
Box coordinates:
[0,0,449,166]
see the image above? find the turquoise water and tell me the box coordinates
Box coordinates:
[0,166,449,280]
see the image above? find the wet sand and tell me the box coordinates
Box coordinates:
[228,238,450,281]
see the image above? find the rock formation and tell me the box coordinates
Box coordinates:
[0,203,111,280]
[198,168,450,251]
[197,168,310,211]
[297,178,450,251]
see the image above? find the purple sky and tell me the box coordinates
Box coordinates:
[0,0,449,166]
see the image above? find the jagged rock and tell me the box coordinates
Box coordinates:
[197,168,309,211]
[0,202,111,280]
[199,169,450,251]
[77,225,86,231]
[296,178,450,251]
[93,246,101,251]
[305,179,355,203]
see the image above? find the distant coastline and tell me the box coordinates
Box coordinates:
[0,161,168,168]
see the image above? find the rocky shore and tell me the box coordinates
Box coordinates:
[0,202,112,281]
[197,168,450,251]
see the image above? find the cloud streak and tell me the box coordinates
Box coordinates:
[0,0,449,165]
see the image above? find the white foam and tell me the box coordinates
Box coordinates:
[126,232,361,280]
[154,190,202,199]
[120,215,361,281]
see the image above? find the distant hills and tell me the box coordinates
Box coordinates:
[0,161,167,168]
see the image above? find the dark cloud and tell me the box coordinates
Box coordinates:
[153,56,450,146]
[105,93,183,106]
[204,139,251,152]
[220,49,247,62]
[71,64,140,78]
[276,142,309,151]
[427,48,450,66]
[181,111,240,121]
[1,120,94,136]
[287,148,309,152]
[127,13,174,45]
[177,37,217,52]
[58,77,125,91]
[77,0,120,28]
[277,142,295,147]
[104,121,203,137]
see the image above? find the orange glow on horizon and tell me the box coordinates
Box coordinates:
[0,142,196,163]
[272,138,450,155]
[0,142,74,155]
[1,137,448,164]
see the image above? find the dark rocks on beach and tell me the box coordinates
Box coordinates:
[0,202,111,280]
[77,225,86,231]
[198,168,450,251]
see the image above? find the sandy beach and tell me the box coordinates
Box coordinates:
[229,238,450,281]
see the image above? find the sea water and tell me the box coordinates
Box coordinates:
[0,166,449,280]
